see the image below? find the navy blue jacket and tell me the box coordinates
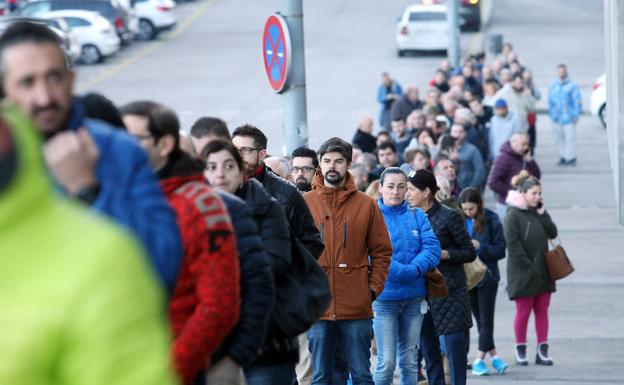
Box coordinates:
[213,191,276,367]
[377,199,440,301]
[65,99,182,292]
[466,209,506,287]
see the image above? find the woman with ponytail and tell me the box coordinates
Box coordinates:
[504,171,558,367]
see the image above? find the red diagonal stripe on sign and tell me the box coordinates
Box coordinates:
[268,31,283,74]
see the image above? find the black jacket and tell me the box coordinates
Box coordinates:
[470,209,506,287]
[255,164,324,259]
[352,128,377,153]
[212,191,276,368]
[389,95,423,121]
[236,179,298,365]
[426,202,476,335]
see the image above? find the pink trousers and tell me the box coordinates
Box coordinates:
[513,292,552,344]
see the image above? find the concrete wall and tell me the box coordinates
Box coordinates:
[605,0,624,224]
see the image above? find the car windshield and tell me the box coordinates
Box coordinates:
[55,1,116,18]
[409,12,446,22]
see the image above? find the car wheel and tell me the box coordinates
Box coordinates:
[398,49,406,57]
[81,44,102,65]
[599,103,607,128]
[137,19,156,40]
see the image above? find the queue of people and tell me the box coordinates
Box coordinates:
[0,20,567,385]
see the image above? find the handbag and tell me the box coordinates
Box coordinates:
[271,227,332,338]
[426,268,449,299]
[545,238,574,281]
[464,256,487,290]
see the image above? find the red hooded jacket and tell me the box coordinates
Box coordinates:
[161,171,240,384]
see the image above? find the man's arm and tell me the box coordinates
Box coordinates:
[487,157,508,197]
[468,148,486,188]
[366,202,392,296]
[91,131,182,292]
[289,189,325,259]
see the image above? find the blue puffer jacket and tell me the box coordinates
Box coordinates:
[548,77,582,125]
[376,198,441,301]
[64,99,182,293]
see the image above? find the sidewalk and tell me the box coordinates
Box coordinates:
[466,114,624,385]
[377,115,624,385]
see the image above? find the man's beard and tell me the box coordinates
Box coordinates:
[323,170,345,186]
[295,177,312,192]
[243,159,259,176]
[513,85,524,93]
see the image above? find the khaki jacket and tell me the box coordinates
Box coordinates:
[304,171,392,320]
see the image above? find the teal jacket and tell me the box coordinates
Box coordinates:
[0,107,177,385]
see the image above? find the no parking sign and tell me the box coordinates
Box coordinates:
[262,14,291,93]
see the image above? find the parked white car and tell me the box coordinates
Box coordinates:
[119,0,176,40]
[590,73,606,128]
[396,4,448,57]
[41,10,120,64]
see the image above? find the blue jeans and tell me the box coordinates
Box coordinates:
[244,363,296,385]
[307,319,374,385]
[420,312,467,385]
[372,298,426,385]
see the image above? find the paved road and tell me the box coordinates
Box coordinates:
[73,0,623,384]
[75,0,481,154]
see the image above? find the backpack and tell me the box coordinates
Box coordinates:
[270,227,331,337]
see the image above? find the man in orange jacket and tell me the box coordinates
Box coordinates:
[304,137,392,385]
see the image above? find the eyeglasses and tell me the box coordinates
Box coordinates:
[237,146,260,155]
[292,166,316,174]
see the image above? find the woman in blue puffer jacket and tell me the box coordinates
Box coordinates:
[373,167,441,385]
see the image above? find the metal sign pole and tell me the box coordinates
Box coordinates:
[278,0,308,155]
[447,0,460,68]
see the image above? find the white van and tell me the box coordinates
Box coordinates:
[396,4,448,57]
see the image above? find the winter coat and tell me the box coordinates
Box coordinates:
[255,164,324,259]
[236,179,297,365]
[489,111,523,161]
[548,77,582,125]
[158,154,240,384]
[456,142,485,189]
[466,209,506,287]
[65,99,182,293]
[426,202,476,335]
[377,81,403,129]
[213,191,275,367]
[0,106,176,385]
[390,95,424,121]
[391,130,413,163]
[377,199,441,301]
[304,171,392,320]
[352,128,377,154]
[465,124,489,162]
[487,142,541,204]
[504,191,558,300]
[494,84,536,131]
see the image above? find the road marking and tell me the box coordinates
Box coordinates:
[77,0,215,93]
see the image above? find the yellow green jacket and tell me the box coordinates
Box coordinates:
[0,106,178,385]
